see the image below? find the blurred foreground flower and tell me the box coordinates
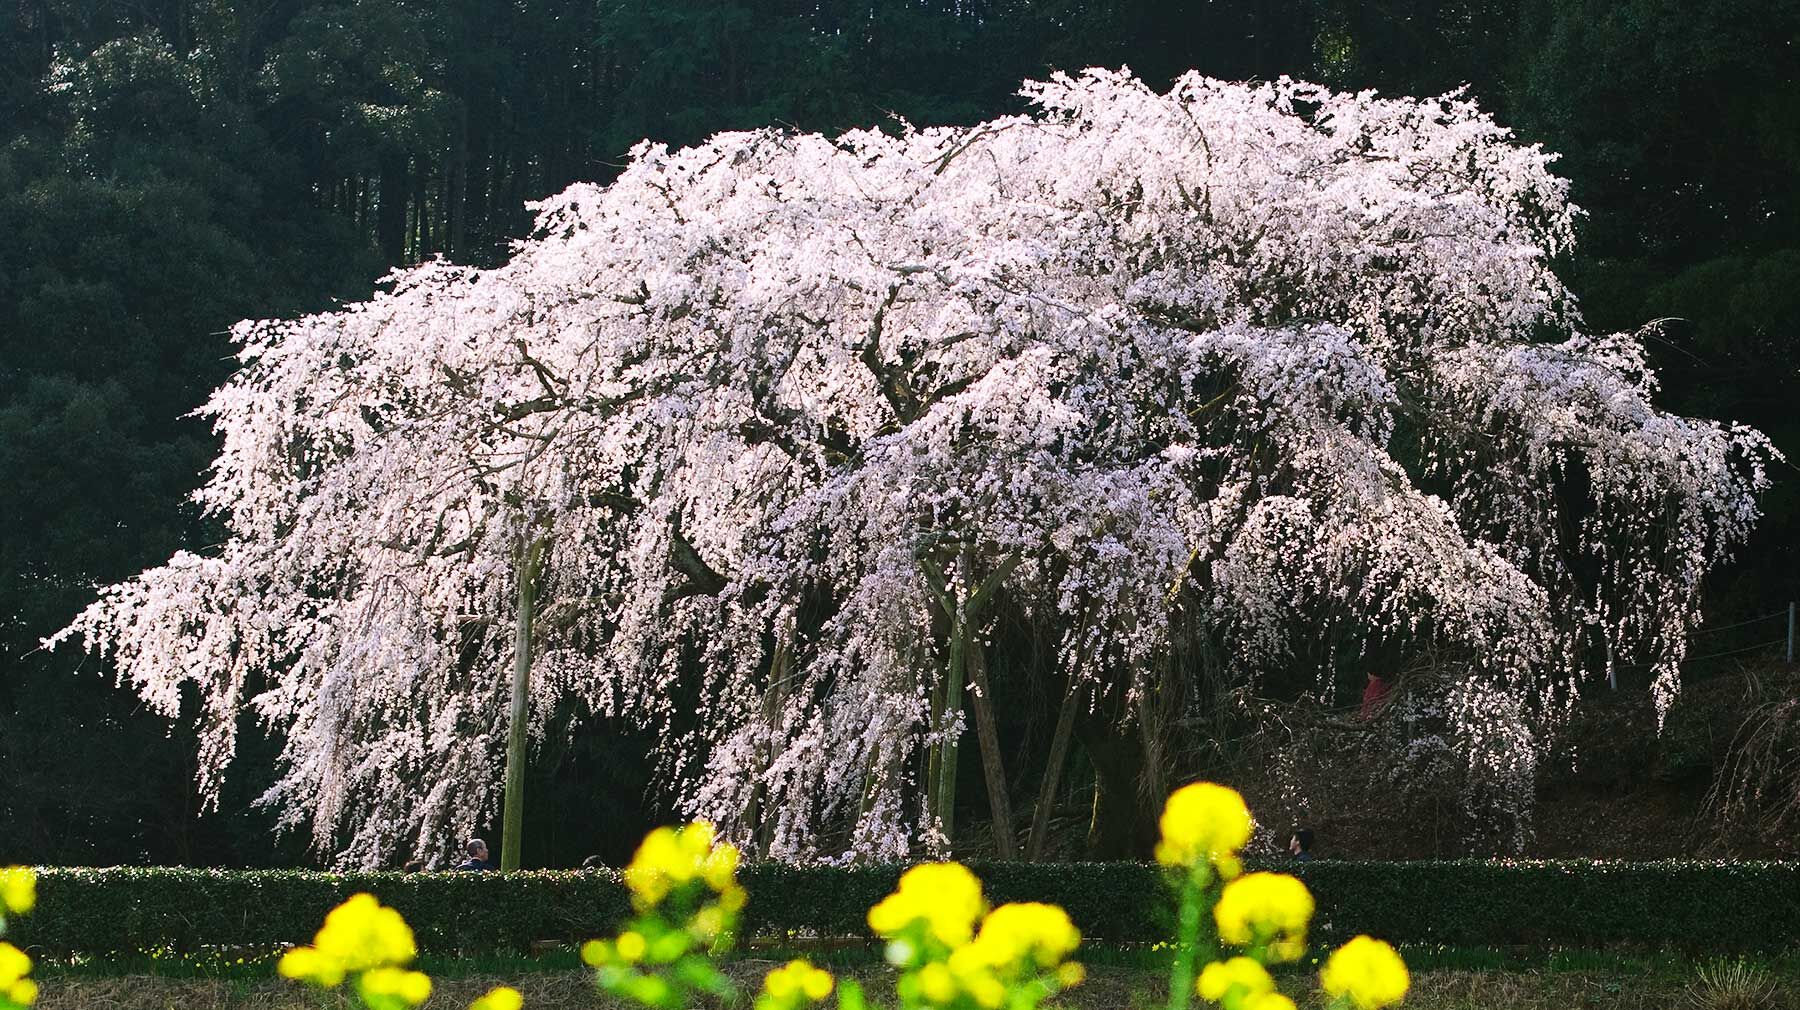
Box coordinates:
[1321,936,1409,1010]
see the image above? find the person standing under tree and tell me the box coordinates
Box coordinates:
[455,838,495,871]
[1360,672,1393,720]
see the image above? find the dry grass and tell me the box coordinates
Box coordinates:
[31,965,1753,1010]
[33,972,591,1010]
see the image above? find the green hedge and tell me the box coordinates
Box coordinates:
[11,860,1800,957]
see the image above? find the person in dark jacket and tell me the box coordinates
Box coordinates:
[455,837,495,871]
[1290,828,1315,862]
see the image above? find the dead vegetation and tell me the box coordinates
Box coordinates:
[27,966,1751,1010]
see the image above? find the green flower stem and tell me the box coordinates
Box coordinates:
[1166,871,1205,1010]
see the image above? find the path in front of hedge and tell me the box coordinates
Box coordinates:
[32,965,1701,1010]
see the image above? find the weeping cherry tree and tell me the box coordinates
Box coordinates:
[56,70,1772,865]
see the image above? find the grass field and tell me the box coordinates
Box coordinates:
[29,946,1800,1010]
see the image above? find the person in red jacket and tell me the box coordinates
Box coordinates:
[1359,672,1393,720]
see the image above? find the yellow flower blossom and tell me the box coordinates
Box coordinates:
[1213,873,1312,962]
[358,966,433,1007]
[623,823,742,910]
[762,959,834,1003]
[277,893,419,993]
[277,946,347,988]
[1320,936,1408,1010]
[946,960,1006,1010]
[960,903,1081,972]
[720,884,748,913]
[0,869,34,918]
[0,945,30,985]
[702,843,740,893]
[799,968,833,1000]
[1197,956,1274,1003]
[1156,783,1253,875]
[314,894,418,972]
[469,987,524,1010]
[580,939,613,967]
[3,977,36,1007]
[692,905,727,940]
[1247,995,1295,1010]
[867,862,986,947]
[0,943,33,1007]
[917,962,958,1005]
[909,901,1083,1010]
[616,931,647,962]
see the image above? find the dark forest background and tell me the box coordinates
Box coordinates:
[2,0,1797,869]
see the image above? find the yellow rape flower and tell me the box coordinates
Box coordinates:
[916,962,958,1005]
[358,966,432,1007]
[702,842,740,893]
[277,945,347,988]
[942,957,1006,1010]
[1156,783,1253,876]
[1320,936,1408,1010]
[0,869,34,918]
[470,987,524,1010]
[867,862,986,948]
[692,905,728,941]
[623,823,742,910]
[1197,956,1274,1003]
[3,977,36,1007]
[0,944,30,984]
[278,893,419,992]
[1247,996,1295,1010]
[762,959,834,1003]
[616,931,648,962]
[0,943,33,1008]
[1213,873,1312,962]
[315,894,417,971]
[580,939,613,967]
[961,903,1081,973]
[318,894,417,971]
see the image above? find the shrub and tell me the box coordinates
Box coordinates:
[13,857,1797,957]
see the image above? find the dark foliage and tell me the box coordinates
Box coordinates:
[3,0,1797,868]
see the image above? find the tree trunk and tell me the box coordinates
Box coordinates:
[377,152,408,264]
[934,601,967,844]
[1080,728,1152,859]
[1135,668,1173,818]
[414,168,431,259]
[500,536,544,871]
[965,636,1015,859]
[751,633,792,860]
[925,672,944,829]
[448,101,468,260]
[1026,678,1081,861]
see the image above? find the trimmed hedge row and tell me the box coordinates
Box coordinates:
[12,860,1800,956]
